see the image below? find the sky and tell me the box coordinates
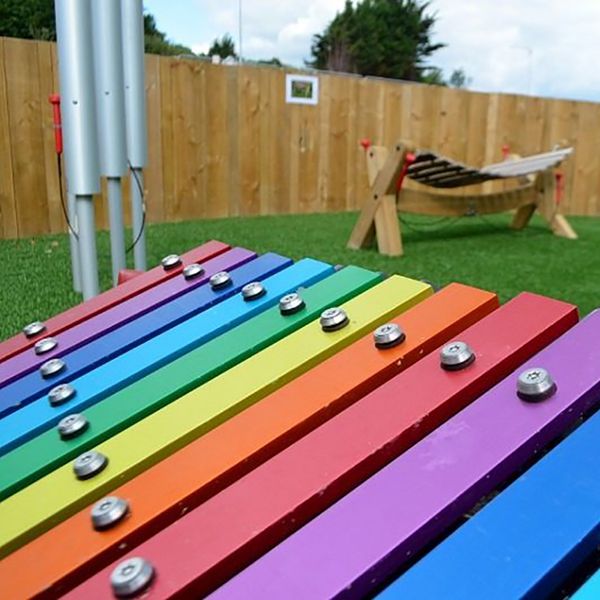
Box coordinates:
[143,0,600,102]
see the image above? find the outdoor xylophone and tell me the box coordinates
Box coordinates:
[1,240,600,599]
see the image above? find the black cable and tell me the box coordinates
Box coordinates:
[56,154,148,257]
[126,161,147,254]
[476,212,512,232]
[399,214,462,233]
[56,154,79,239]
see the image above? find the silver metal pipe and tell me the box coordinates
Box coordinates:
[107,177,127,285]
[92,0,128,286]
[55,0,101,299]
[67,191,82,292]
[130,168,147,270]
[122,0,147,270]
[75,195,100,299]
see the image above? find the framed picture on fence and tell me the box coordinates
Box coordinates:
[286,74,319,105]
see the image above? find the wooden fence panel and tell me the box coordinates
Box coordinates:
[1,36,600,240]
[0,39,18,239]
[3,37,50,237]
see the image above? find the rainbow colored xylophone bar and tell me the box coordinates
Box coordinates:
[2,240,600,599]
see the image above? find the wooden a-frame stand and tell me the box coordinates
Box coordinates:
[347,140,577,257]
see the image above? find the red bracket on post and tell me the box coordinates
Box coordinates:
[555,172,565,206]
[49,94,63,155]
[360,138,372,152]
[502,144,511,160]
[396,152,416,193]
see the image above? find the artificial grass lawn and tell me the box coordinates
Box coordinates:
[0,211,598,341]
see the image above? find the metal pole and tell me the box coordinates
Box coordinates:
[76,195,100,298]
[106,177,126,284]
[49,93,82,293]
[239,0,243,62]
[67,191,82,292]
[92,0,128,285]
[122,0,147,270]
[55,0,101,300]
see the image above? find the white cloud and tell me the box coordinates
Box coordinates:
[191,42,210,55]
[189,0,345,64]
[155,0,600,101]
[431,0,600,100]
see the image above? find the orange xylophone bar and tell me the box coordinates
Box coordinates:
[1,283,496,598]
[66,293,577,599]
[0,240,229,363]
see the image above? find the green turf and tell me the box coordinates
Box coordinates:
[1,211,599,342]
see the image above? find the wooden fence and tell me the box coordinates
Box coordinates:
[1,35,600,239]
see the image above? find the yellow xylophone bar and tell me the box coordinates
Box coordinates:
[0,275,430,556]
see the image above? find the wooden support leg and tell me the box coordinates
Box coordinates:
[347,196,379,250]
[536,171,578,239]
[347,141,411,251]
[374,195,403,256]
[510,204,536,230]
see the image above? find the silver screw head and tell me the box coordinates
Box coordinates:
[373,323,406,349]
[34,336,58,355]
[111,557,155,598]
[209,271,231,290]
[91,496,130,530]
[23,321,46,338]
[40,357,66,379]
[440,341,476,371]
[73,450,108,480]
[48,382,75,406]
[241,281,266,301]
[517,367,557,402]
[161,254,181,270]
[182,263,204,280]
[279,292,305,316]
[57,413,89,439]
[320,307,349,332]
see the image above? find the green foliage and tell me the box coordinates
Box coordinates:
[448,67,471,89]
[143,13,193,56]
[0,3,192,57]
[421,67,446,85]
[308,0,444,82]
[256,57,284,67]
[208,34,237,60]
[0,0,56,41]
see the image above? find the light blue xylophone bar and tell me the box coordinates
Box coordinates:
[573,570,600,599]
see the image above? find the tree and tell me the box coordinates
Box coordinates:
[0,0,56,41]
[208,34,238,60]
[307,0,445,83]
[448,67,472,89]
[257,58,284,67]
[0,2,192,56]
[143,13,192,56]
